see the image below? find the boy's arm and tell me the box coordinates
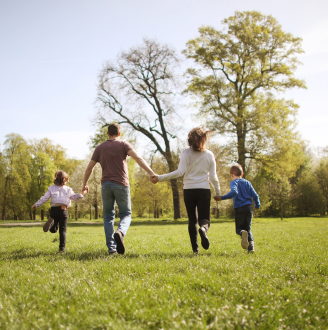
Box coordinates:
[250,184,260,208]
[221,181,238,200]
[33,189,51,208]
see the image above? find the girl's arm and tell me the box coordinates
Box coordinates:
[157,151,188,182]
[69,188,85,201]
[33,189,51,208]
[209,154,221,196]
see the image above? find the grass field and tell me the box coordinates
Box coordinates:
[1,218,327,329]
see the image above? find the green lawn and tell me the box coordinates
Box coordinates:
[0,218,327,329]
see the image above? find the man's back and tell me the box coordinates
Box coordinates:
[91,139,133,186]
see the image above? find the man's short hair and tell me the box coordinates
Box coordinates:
[108,123,121,136]
[230,164,243,177]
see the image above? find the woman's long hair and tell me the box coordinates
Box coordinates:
[187,127,210,152]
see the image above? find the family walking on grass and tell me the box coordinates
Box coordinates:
[32,123,260,255]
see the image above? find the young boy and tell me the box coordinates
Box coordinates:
[214,164,260,253]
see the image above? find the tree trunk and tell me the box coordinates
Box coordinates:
[236,118,246,176]
[280,197,283,221]
[41,209,44,221]
[95,203,98,219]
[75,205,78,221]
[90,205,92,220]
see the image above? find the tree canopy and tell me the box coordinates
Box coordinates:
[183,11,306,173]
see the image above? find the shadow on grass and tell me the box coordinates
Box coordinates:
[0,248,239,261]
[0,218,234,229]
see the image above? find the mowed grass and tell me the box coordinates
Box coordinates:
[0,218,327,330]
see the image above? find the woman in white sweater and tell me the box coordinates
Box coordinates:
[151,127,221,253]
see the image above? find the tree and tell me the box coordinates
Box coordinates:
[29,152,56,220]
[96,39,183,218]
[1,134,31,220]
[314,158,328,214]
[183,11,306,173]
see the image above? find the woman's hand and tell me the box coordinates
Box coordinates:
[214,196,222,201]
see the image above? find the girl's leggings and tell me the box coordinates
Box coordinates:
[49,206,68,250]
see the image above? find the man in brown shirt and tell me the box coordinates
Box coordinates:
[82,123,155,255]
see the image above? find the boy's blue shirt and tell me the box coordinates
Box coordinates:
[221,178,260,209]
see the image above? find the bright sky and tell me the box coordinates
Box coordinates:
[1,0,327,159]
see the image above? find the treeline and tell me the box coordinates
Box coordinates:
[1,131,327,221]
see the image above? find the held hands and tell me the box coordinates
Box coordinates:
[214,196,222,201]
[31,205,36,210]
[150,175,159,184]
[81,185,89,195]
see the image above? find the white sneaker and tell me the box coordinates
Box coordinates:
[241,230,249,250]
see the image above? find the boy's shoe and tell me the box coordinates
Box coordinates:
[198,227,210,250]
[241,230,249,250]
[114,230,125,255]
[108,250,117,255]
[248,242,255,254]
[43,217,54,232]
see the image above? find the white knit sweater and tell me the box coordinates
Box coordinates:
[158,148,221,196]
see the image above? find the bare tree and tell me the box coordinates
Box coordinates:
[96,39,182,219]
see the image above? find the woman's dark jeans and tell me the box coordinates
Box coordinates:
[184,189,211,251]
[49,206,68,250]
[234,205,254,242]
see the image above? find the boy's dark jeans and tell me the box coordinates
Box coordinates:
[234,205,254,242]
[184,189,211,251]
[49,206,68,250]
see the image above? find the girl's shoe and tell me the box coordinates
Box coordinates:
[241,230,249,249]
[43,217,54,232]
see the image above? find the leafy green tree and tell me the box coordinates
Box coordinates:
[314,157,328,214]
[29,152,56,220]
[1,134,31,220]
[183,11,306,173]
[293,171,325,216]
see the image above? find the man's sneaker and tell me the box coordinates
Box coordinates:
[108,250,117,255]
[241,230,249,250]
[114,230,125,255]
[198,227,210,250]
[59,248,65,253]
[248,242,255,254]
[43,217,54,232]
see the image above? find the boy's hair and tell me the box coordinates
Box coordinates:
[188,126,210,152]
[108,123,121,137]
[230,164,243,177]
[54,170,69,186]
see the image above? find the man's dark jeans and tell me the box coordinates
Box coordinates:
[234,205,254,242]
[184,189,211,251]
[49,206,68,250]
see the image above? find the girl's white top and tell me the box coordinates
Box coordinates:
[33,185,84,208]
[158,148,221,196]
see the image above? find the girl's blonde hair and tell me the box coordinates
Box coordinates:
[54,170,69,186]
[187,126,210,152]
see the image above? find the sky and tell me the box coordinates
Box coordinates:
[1,0,327,159]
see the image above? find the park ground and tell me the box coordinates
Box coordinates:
[0,217,327,329]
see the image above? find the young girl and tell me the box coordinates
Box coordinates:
[32,170,87,253]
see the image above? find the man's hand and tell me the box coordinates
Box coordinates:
[150,175,159,184]
[214,196,222,201]
[31,205,36,210]
[81,185,89,195]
